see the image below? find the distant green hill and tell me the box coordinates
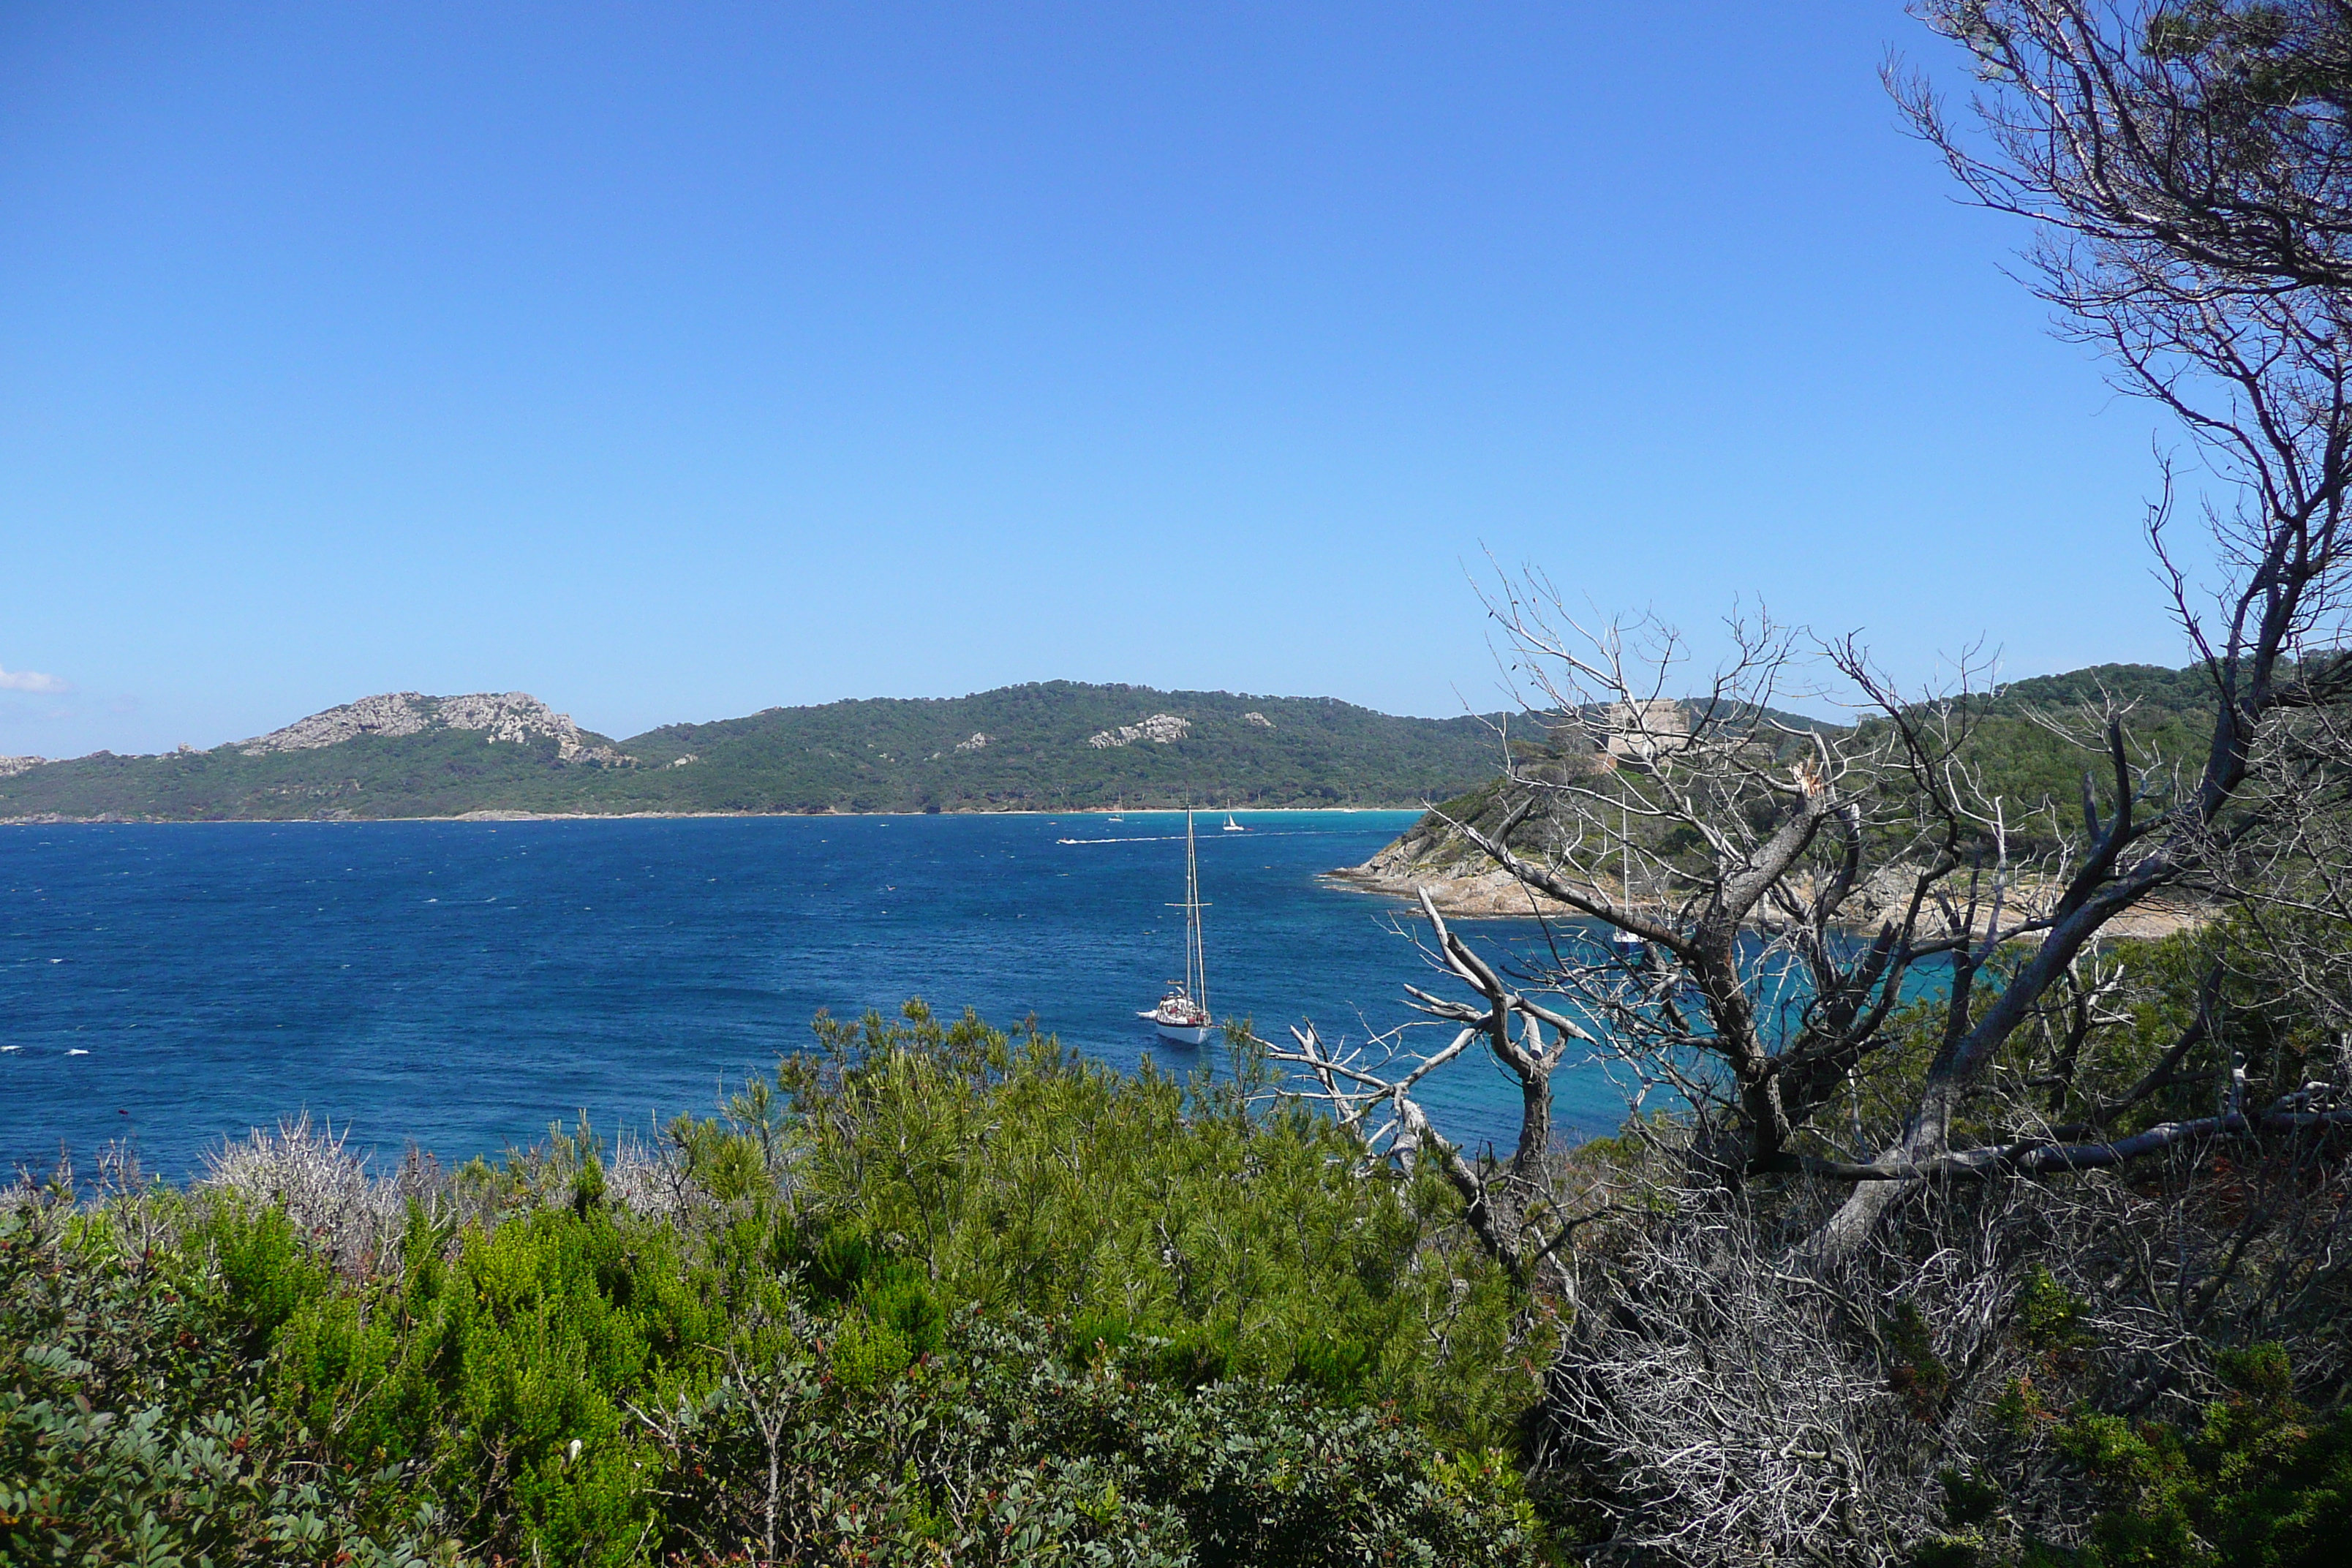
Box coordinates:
[0,683,1512,821]
[1978,660,2220,721]
[1947,661,2223,848]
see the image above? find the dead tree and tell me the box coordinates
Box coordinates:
[1440,603,1989,1196]
[1899,0,2352,295]
[1255,886,1601,1296]
[1436,504,2352,1259]
[1263,584,2351,1266]
[1258,9,2352,1557]
[1806,0,2352,1250]
[1295,1,2352,1258]
[1270,0,2352,1251]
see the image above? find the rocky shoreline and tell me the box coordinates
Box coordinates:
[1323,861,1588,918]
[1326,813,2209,940]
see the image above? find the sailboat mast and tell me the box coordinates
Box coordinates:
[1185,810,1208,1015]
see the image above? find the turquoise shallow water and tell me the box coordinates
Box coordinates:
[0,812,1634,1178]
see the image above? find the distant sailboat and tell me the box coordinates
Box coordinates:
[1221,813,1244,832]
[1139,811,1213,1044]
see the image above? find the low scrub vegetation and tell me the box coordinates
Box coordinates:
[1,1004,1548,1566]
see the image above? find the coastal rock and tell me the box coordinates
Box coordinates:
[0,755,47,779]
[1086,714,1190,749]
[238,692,633,764]
[1856,862,1926,919]
[1327,861,1580,918]
[1335,807,2209,935]
[1330,810,1583,917]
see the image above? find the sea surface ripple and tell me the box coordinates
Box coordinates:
[0,813,1632,1177]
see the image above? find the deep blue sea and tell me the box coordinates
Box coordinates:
[0,812,1632,1179]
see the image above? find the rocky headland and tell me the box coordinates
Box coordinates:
[1331,790,2206,939]
[1326,804,1588,917]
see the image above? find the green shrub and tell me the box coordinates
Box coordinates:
[764,1000,1534,1444]
[1,1002,1557,1565]
[0,1186,449,1566]
[857,1264,945,1360]
[282,1202,717,1566]
[827,1315,911,1389]
[1918,1345,2352,1567]
[665,1310,1546,1567]
[2055,1344,2352,1567]
[188,1199,335,1357]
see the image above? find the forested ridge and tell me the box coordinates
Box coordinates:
[0,682,1509,820]
[0,663,2234,827]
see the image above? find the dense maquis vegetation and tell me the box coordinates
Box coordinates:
[1296,619,2352,1561]
[0,1006,1550,1566]
[0,662,2239,827]
[1807,922,2352,1568]
[616,685,1511,814]
[0,682,1512,821]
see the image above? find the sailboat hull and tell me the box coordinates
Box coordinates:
[1142,810,1212,1047]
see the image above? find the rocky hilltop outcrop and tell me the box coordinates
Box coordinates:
[1085,714,1191,749]
[236,692,631,765]
[0,756,47,780]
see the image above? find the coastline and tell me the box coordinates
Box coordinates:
[1324,860,2210,940]
[1322,862,1579,919]
[0,804,1428,827]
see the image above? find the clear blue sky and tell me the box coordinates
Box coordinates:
[1,2,2195,757]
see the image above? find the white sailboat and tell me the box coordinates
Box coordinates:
[1139,810,1213,1044]
[1221,813,1244,832]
